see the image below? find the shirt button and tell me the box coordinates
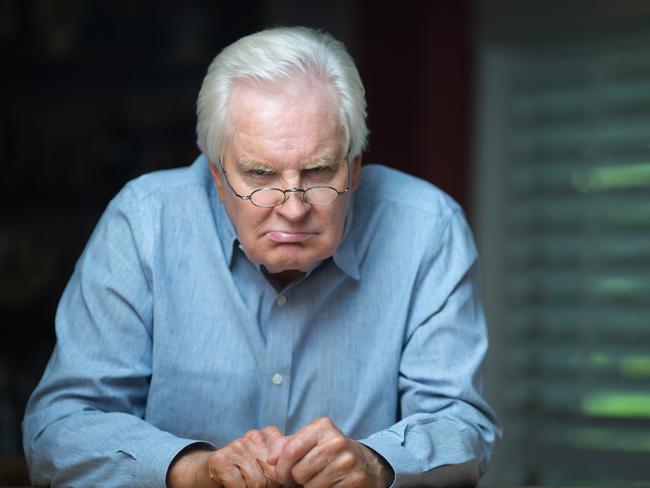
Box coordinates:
[272,373,284,385]
[277,296,287,306]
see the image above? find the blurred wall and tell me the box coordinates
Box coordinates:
[474,0,650,485]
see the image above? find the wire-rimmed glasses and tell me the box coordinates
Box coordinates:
[217,159,351,208]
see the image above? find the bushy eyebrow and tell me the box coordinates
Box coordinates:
[235,160,273,172]
[235,157,342,173]
[303,158,341,171]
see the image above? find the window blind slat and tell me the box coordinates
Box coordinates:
[477,9,650,483]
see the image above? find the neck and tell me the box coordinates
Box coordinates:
[264,268,306,290]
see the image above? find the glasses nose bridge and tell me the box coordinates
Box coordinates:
[282,187,308,204]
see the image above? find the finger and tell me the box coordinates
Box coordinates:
[282,418,347,484]
[262,426,288,465]
[290,436,350,486]
[207,442,266,488]
[257,458,290,488]
[301,453,361,488]
[327,472,366,488]
[239,459,271,488]
[210,464,246,488]
[266,435,290,465]
[242,426,286,462]
[257,457,275,479]
[272,433,318,484]
[273,417,342,484]
[227,439,272,488]
[261,425,284,443]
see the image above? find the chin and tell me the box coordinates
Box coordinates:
[263,250,326,274]
[263,259,311,274]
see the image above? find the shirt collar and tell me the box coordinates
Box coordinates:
[205,158,240,266]
[331,195,360,281]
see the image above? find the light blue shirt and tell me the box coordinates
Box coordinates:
[23,155,500,487]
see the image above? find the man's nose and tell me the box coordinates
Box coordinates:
[276,191,310,221]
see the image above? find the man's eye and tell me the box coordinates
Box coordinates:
[248,169,273,177]
[307,167,334,174]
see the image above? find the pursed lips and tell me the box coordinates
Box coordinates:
[266,230,316,243]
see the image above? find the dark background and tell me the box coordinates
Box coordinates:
[0,1,472,484]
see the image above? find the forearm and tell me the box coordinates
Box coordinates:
[24,409,201,488]
[167,446,215,488]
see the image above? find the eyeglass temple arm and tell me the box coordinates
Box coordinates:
[217,159,250,200]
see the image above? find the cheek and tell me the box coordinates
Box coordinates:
[316,205,348,247]
[225,200,268,241]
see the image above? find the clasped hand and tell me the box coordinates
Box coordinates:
[168,417,393,488]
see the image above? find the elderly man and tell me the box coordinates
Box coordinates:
[23,27,500,487]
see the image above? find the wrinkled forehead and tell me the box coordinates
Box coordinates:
[230,75,344,128]
[229,76,340,119]
[224,76,348,164]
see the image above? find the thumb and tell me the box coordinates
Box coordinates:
[267,435,290,465]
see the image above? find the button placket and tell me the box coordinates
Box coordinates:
[260,291,293,432]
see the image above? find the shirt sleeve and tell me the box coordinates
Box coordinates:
[359,209,502,487]
[22,185,211,487]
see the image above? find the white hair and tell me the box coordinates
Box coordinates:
[196,26,368,164]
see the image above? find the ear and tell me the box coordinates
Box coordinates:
[350,153,363,191]
[208,160,226,202]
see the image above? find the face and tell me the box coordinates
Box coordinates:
[209,77,362,279]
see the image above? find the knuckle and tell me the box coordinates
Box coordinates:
[244,429,263,442]
[291,466,307,485]
[262,425,282,437]
[230,439,246,453]
[347,471,366,487]
[208,449,226,465]
[328,435,348,452]
[338,450,357,470]
[316,416,333,429]
[284,441,303,460]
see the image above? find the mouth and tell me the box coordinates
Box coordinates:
[267,231,315,243]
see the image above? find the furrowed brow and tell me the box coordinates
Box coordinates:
[235,160,274,172]
[303,158,341,171]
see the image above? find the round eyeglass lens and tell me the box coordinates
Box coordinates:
[303,187,339,205]
[250,189,286,207]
